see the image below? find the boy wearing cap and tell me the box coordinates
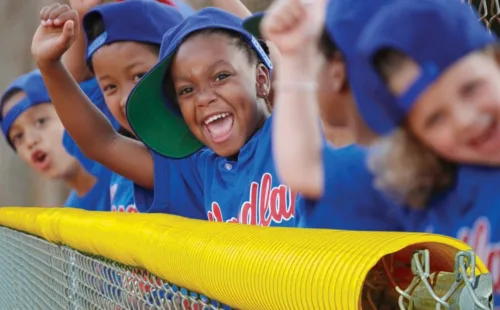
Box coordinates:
[0,70,110,210]
[31,0,206,217]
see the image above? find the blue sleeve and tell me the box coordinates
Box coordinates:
[134,150,207,219]
[64,166,112,211]
[298,144,405,231]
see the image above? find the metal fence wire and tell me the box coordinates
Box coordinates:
[0,225,495,310]
[0,226,229,310]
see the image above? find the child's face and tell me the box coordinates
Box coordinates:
[2,93,80,179]
[93,41,159,134]
[316,55,351,128]
[170,33,271,157]
[387,51,500,165]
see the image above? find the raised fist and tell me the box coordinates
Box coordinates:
[261,0,326,56]
[31,3,80,65]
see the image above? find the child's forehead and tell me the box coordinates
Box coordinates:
[93,40,159,65]
[11,102,54,123]
[176,32,242,61]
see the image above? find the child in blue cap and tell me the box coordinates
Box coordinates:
[32,3,304,226]
[0,70,110,210]
[255,0,407,231]
[125,7,404,230]
[31,0,205,216]
[265,0,500,304]
[353,0,500,302]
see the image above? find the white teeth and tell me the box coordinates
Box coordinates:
[204,113,230,125]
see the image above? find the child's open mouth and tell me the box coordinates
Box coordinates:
[203,112,234,144]
[468,116,500,155]
[31,150,51,171]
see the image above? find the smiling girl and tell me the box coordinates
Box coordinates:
[265,0,500,304]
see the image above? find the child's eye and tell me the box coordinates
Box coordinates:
[425,111,445,129]
[178,87,194,96]
[461,79,482,98]
[10,132,23,145]
[133,73,147,84]
[215,73,230,82]
[103,84,116,93]
[35,117,48,127]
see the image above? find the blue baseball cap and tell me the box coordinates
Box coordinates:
[0,70,52,148]
[126,7,273,158]
[325,0,404,135]
[83,0,184,64]
[355,0,495,133]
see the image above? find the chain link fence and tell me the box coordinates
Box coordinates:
[0,226,230,310]
[0,224,495,310]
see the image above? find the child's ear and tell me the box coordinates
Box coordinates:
[328,52,348,92]
[255,63,271,98]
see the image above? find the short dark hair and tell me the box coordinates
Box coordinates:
[372,48,410,83]
[318,27,339,60]
[0,88,22,119]
[185,28,270,66]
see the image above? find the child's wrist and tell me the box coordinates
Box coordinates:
[36,58,64,72]
[277,57,318,80]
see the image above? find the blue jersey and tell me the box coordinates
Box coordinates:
[110,172,140,213]
[298,144,405,231]
[133,151,205,218]
[135,116,296,226]
[65,164,112,211]
[403,166,500,307]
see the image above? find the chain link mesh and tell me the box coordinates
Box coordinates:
[0,226,230,310]
[462,0,500,33]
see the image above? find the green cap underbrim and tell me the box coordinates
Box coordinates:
[242,14,264,39]
[126,56,204,159]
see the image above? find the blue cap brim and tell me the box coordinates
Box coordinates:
[348,60,398,134]
[126,54,204,159]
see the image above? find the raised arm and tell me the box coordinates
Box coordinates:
[61,0,106,82]
[262,0,326,198]
[32,4,154,189]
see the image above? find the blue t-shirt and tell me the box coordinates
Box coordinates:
[135,116,297,226]
[297,144,405,231]
[65,165,112,211]
[403,165,500,307]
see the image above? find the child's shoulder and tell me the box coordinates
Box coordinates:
[428,164,500,210]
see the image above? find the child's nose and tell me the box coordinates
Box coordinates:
[195,87,217,107]
[453,106,483,138]
[25,130,41,149]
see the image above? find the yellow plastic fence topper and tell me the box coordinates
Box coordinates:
[0,207,493,309]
